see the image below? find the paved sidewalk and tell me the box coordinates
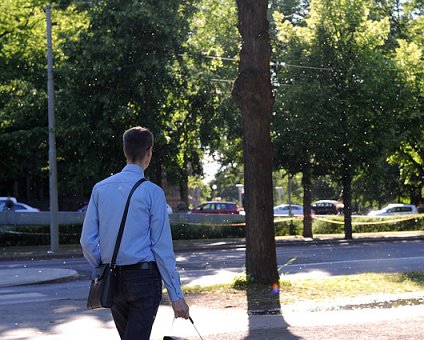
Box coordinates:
[0,267,79,288]
[1,290,423,339]
[0,232,424,339]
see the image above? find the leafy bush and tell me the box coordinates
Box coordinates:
[0,224,82,246]
[1,215,423,246]
[310,215,424,234]
[171,223,245,240]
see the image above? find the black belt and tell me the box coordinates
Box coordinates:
[117,262,157,271]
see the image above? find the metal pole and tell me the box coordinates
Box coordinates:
[288,176,292,216]
[275,186,283,205]
[46,5,59,253]
[288,175,295,235]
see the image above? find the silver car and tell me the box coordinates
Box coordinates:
[273,204,304,216]
[367,203,418,216]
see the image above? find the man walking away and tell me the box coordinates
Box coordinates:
[81,126,189,340]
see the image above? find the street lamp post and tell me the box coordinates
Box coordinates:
[236,184,244,207]
[275,186,283,205]
[211,184,217,200]
[46,5,59,253]
[288,175,295,235]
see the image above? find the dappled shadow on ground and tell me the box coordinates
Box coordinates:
[245,284,300,340]
[0,298,117,340]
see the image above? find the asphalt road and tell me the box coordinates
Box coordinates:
[1,239,424,339]
[1,238,423,286]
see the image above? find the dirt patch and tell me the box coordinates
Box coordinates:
[185,290,248,309]
[161,288,248,309]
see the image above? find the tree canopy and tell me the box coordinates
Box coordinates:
[0,0,422,215]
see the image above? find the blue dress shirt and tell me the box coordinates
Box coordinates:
[80,164,184,302]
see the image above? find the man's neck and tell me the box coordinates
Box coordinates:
[127,161,145,170]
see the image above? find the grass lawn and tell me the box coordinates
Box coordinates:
[181,272,424,309]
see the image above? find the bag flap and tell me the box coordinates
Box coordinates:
[91,264,109,280]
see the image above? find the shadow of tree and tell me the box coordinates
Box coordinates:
[398,272,424,288]
[0,298,117,339]
[245,283,301,340]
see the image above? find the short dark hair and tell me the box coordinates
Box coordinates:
[123,126,154,163]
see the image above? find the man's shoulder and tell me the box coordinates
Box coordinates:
[91,172,164,196]
[94,172,121,188]
[143,180,165,195]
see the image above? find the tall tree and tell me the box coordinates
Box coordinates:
[389,2,424,206]
[0,0,87,205]
[172,0,241,203]
[273,0,403,239]
[232,0,279,285]
[57,0,194,202]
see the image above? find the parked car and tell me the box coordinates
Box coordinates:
[187,201,240,214]
[367,203,418,216]
[311,200,343,215]
[0,196,17,208]
[77,204,88,213]
[273,204,304,216]
[0,202,40,212]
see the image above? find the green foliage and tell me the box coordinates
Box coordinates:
[0,2,48,183]
[0,224,82,246]
[171,223,245,240]
[232,274,252,290]
[271,0,411,238]
[55,0,197,197]
[273,0,402,177]
[182,0,242,174]
[2,215,423,246]
[0,1,88,198]
[352,161,408,209]
[311,216,424,234]
[0,0,423,212]
[274,218,304,235]
[389,10,424,201]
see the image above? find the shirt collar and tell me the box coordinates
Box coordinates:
[122,164,145,177]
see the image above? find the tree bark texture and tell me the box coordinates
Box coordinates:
[232,0,278,285]
[342,172,353,240]
[302,167,313,238]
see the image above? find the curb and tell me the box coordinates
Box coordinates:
[0,267,80,288]
[172,233,424,252]
[1,233,423,261]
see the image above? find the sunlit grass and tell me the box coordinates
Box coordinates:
[182,272,424,306]
[279,272,424,304]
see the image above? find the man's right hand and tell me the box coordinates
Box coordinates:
[171,298,190,319]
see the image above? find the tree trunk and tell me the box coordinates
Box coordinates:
[409,185,423,207]
[180,169,189,208]
[302,167,313,238]
[232,0,278,285]
[342,172,353,240]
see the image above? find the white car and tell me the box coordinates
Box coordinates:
[0,201,40,212]
[367,203,418,216]
[273,204,304,216]
[0,196,17,206]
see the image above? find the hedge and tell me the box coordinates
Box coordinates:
[1,215,423,246]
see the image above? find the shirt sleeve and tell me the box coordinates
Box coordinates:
[80,188,101,268]
[149,188,184,302]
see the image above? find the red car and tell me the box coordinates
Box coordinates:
[188,201,240,214]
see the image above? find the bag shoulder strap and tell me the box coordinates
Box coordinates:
[110,178,147,266]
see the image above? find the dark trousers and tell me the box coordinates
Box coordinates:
[111,264,162,340]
